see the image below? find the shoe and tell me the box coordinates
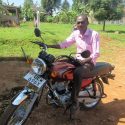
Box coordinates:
[69,101,80,120]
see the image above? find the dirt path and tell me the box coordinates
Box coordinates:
[0,37,125,125]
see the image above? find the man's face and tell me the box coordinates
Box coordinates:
[76,16,88,31]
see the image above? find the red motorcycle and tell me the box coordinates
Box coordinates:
[0,28,115,125]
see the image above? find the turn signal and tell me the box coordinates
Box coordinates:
[51,71,58,78]
[26,58,33,64]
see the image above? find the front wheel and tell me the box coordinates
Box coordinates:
[78,82,103,109]
[0,96,37,125]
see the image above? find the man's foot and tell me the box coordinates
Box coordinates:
[69,101,80,120]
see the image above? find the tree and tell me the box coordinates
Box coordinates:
[23,0,34,20]
[24,0,33,9]
[41,0,61,16]
[90,0,124,31]
[72,0,89,8]
[83,0,89,4]
[72,0,82,11]
[61,0,70,11]
[72,0,91,15]
[0,0,2,5]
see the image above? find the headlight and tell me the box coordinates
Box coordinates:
[31,58,46,75]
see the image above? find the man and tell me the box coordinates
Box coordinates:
[47,14,100,119]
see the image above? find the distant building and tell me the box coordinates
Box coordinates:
[0,5,21,26]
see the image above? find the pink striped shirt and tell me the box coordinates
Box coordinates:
[59,29,100,65]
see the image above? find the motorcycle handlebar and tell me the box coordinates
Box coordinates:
[31,41,47,50]
[56,55,82,66]
[31,41,88,66]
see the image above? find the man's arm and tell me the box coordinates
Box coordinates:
[79,57,92,65]
[90,32,100,64]
[47,32,75,49]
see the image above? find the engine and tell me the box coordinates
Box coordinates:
[50,81,71,106]
[47,81,94,106]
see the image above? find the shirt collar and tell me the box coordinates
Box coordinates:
[83,29,90,36]
[77,28,90,37]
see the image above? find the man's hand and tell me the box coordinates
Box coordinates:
[79,57,92,65]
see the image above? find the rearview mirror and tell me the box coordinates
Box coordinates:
[34,28,41,37]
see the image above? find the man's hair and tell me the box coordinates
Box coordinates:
[76,14,89,22]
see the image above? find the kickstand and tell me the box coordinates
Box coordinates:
[63,104,75,121]
[63,104,72,115]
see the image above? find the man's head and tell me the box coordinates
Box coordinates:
[76,14,89,31]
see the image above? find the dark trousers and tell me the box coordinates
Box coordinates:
[71,62,94,103]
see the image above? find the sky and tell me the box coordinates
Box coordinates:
[3,0,73,7]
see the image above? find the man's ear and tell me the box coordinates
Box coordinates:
[74,24,78,30]
[87,19,89,25]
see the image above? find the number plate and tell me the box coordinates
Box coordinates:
[24,72,46,88]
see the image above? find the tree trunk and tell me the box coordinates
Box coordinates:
[103,20,106,31]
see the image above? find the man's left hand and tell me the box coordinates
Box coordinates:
[79,57,92,65]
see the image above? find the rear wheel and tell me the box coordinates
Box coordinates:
[0,97,36,125]
[78,82,103,109]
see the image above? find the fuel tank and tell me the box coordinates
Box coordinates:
[50,61,92,89]
[50,61,75,80]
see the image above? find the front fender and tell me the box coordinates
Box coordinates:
[12,89,29,106]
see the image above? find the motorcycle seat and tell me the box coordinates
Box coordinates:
[90,62,114,77]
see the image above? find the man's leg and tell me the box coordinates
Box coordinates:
[70,63,94,119]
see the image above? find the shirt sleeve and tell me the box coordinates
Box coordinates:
[90,32,100,64]
[59,32,75,48]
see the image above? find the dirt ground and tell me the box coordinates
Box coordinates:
[0,39,125,125]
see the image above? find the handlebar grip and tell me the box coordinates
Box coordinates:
[31,41,47,50]
[31,41,43,46]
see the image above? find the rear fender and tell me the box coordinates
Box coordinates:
[12,89,29,106]
[101,76,109,84]
[101,73,115,84]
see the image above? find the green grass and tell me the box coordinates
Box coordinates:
[89,24,125,47]
[0,22,125,58]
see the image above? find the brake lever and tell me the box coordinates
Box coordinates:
[31,41,43,46]
[31,41,47,50]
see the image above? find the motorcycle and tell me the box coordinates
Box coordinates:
[0,28,115,125]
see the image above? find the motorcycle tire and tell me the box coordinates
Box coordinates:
[79,82,103,110]
[0,97,36,125]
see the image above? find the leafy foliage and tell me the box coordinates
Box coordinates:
[41,0,61,16]
[90,0,124,31]
[72,0,90,12]
[46,16,53,22]
[56,10,77,23]
[22,0,34,20]
[55,0,91,24]
[0,0,2,5]
[61,0,70,11]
